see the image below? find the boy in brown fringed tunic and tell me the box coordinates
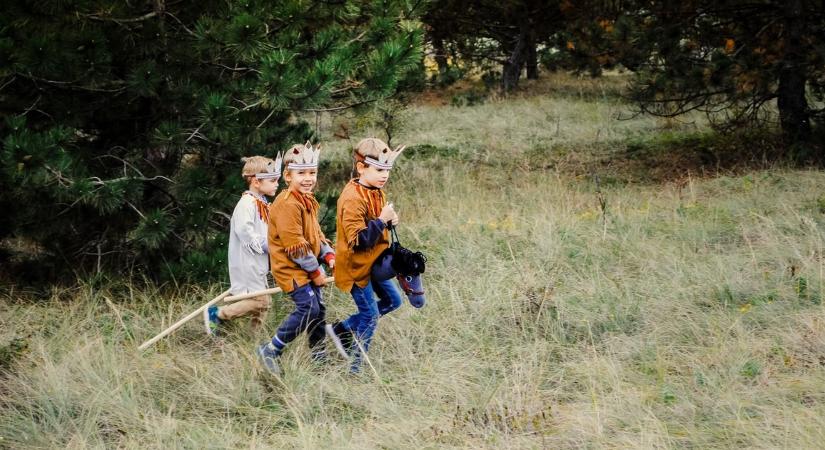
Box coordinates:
[326,138,406,373]
[255,142,342,375]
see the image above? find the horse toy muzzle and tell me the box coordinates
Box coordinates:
[396,273,425,308]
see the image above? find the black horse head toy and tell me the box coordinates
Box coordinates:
[371,225,427,308]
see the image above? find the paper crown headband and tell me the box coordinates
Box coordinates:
[255,152,283,180]
[286,142,321,170]
[357,138,406,170]
[242,153,282,179]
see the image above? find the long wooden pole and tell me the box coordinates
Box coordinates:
[221,276,334,304]
[137,277,336,351]
[138,289,231,351]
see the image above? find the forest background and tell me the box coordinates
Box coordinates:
[2,1,825,447]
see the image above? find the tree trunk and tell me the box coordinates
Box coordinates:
[777,0,810,144]
[502,27,528,92]
[525,31,538,80]
[431,33,449,76]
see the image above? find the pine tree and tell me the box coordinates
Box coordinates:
[0,0,423,282]
[422,0,565,91]
[609,0,825,150]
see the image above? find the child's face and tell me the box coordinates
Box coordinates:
[285,168,317,194]
[250,177,279,196]
[357,163,390,189]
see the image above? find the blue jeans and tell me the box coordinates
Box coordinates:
[273,282,326,351]
[342,278,403,371]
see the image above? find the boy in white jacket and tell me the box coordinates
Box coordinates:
[204,154,282,335]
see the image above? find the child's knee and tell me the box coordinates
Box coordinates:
[361,303,380,322]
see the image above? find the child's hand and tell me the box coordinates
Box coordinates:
[311,272,327,286]
[379,204,396,225]
[322,253,335,270]
[391,210,400,226]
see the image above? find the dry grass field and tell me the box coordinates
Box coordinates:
[2,75,824,448]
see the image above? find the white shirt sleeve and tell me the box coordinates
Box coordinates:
[232,198,267,255]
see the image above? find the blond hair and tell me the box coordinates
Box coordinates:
[241,156,275,182]
[355,138,390,160]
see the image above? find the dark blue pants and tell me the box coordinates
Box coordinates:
[272,282,326,350]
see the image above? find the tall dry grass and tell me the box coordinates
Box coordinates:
[2,76,824,448]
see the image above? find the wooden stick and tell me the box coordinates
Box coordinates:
[222,287,282,304]
[137,289,231,351]
[222,276,335,304]
[138,277,335,352]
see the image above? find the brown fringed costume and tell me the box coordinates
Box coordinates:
[334,179,390,292]
[268,189,329,293]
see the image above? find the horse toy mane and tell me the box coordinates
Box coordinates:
[386,243,426,275]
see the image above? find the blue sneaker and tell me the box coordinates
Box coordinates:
[257,343,281,375]
[203,305,221,336]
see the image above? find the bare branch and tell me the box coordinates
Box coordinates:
[81,10,158,24]
[212,209,231,220]
[0,76,16,92]
[164,11,197,37]
[19,72,127,93]
[90,175,174,185]
[241,99,265,111]
[22,96,42,116]
[301,98,379,113]
[214,63,261,74]
[256,108,277,128]
[185,123,205,143]
[125,201,146,219]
